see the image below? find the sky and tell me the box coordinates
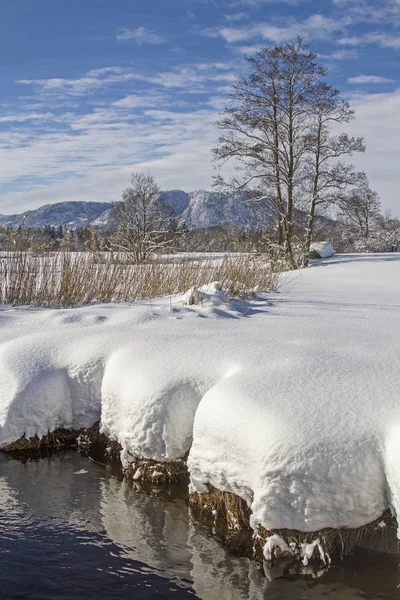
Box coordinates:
[0,0,399,215]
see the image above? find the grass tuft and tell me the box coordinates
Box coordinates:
[2,422,105,453]
[189,485,397,561]
[255,511,397,560]
[190,484,251,531]
[124,456,189,484]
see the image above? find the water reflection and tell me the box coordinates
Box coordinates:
[100,476,193,587]
[0,451,399,599]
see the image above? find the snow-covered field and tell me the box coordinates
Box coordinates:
[1,253,400,541]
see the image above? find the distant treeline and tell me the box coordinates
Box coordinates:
[1,213,399,256]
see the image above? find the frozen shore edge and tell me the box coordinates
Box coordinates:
[2,423,398,567]
[2,254,400,567]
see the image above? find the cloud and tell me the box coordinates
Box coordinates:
[112,93,163,109]
[236,44,263,54]
[231,0,302,5]
[0,60,239,213]
[339,33,400,49]
[342,87,400,212]
[348,75,396,84]
[224,12,248,22]
[3,87,399,216]
[3,28,399,220]
[16,63,237,100]
[0,112,55,123]
[365,33,400,49]
[116,27,165,44]
[0,103,221,214]
[211,14,345,44]
[337,36,362,46]
[318,49,359,60]
[17,67,135,96]
[331,0,400,25]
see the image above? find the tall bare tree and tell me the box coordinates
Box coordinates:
[213,38,366,267]
[301,83,365,264]
[112,173,172,263]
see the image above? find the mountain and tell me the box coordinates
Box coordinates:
[0,201,112,229]
[161,190,275,230]
[1,191,334,231]
[0,191,276,231]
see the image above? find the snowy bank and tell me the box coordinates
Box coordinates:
[1,254,400,549]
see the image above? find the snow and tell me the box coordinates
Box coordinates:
[300,539,329,566]
[262,534,293,561]
[183,281,228,306]
[1,253,400,537]
[310,241,334,258]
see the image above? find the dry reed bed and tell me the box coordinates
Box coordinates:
[0,251,278,307]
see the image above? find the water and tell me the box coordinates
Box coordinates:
[0,451,399,599]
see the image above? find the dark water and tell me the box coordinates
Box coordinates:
[0,452,399,599]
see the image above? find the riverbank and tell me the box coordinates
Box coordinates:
[1,253,400,567]
[1,450,400,599]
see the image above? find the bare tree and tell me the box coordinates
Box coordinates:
[336,177,381,242]
[111,173,173,263]
[375,211,400,252]
[301,84,365,264]
[213,38,366,267]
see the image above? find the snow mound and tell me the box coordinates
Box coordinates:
[310,241,334,258]
[184,281,228,306]
[1,254,400,539]
[188,364,393,532]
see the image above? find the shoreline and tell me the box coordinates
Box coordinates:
[3,430,398,568]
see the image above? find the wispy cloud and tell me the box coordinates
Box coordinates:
[0,104,221,213]
[0,60,239,213]
[209,14,346,44]
[348,75,396,84]
[318,49,359,60]
[224,12,248,22]
[344,87,400,206]
[16,63,237,100]
[363,33,400,49]
[231,0,301,5]
[116,26,165,44]
[0,112,55,123]
[339,33,400,49]
[17,67,135,96]
[331,0,400,25]
[3,84,399,216]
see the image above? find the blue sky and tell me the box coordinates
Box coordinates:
[1,0,399,214]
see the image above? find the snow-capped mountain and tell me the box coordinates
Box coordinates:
[0,191,276,230]
[162,190,275,229]
[0,201,112,229]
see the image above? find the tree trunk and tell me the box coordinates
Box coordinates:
[303,120,322,267]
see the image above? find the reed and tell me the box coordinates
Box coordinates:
[0,251,279,307]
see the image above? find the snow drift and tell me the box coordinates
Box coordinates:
[310,241,334,258]
[1,254,400,540]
